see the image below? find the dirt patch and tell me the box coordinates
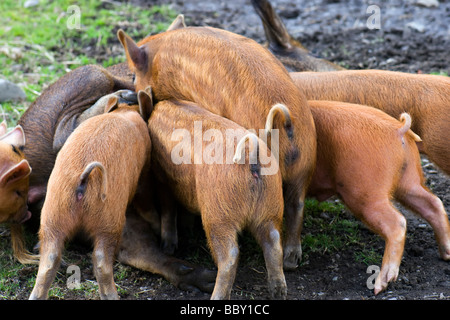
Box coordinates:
[11,0,450,301]
[139,0,449,74]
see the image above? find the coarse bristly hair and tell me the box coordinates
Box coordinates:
[291,69,450,175]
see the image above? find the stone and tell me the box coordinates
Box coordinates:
[0,79,26,102]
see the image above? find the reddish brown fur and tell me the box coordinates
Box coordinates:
[148,99,286,300]
[0,124,36,263]
[291,70,450,175]
[302,100,450,294]
[118,26,317,269]
[0,125,30,224]
[29,97,151,300]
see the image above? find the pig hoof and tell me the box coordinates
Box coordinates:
[269,280,287,300]
[374,264,399,295]
[173,262,217,293]
[161,240,177,255]
[283,245,302,270]
[438,245,450,261]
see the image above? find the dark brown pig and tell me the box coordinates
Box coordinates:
[251,0,344,72]
[18,64,134,210]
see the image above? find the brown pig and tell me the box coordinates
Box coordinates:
[0,123,36,264]
[290,70,450,175]
[147,95,286,300]
[118,26,317,270]
[266,101,450,294]
[29,93,151,300]
[251,0,344,72]
[18,64,134,211]
[19,15,216,293]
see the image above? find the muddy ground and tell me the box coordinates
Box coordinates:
[11,0,450,301]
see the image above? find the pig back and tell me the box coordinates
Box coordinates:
[18,64,133,188]
[148,99,266,214]
[146,27,317,186]
[50,109,150,209]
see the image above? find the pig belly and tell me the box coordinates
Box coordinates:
[307,165,336,202]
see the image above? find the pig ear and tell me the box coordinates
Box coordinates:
[0,125,26,148]
[117,29,147,72]
[0,159,31,187]
[167,14,186,31]
[137,87,154,121]
[104,96,119,114]
[0,121,7,137]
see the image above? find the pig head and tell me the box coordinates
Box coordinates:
[0,123,31,225]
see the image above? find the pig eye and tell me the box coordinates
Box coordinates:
[132,74,136,83]
[11,145,20,155]
[15,190,22,198]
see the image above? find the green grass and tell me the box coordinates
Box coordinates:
[354,248,382,266]
[430,71,448,76]
[302,199,361,255]
[0,227,35,299]
[302,198,384,268]
[0,0,176,127]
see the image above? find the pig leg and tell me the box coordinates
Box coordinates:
[396,180,450,261]
[202,215,240,300]
[207,230,239,300]
[29,238,64,300]
[92,237,120,300]
[30,208,78,300]
[282,186,306,270]
[251,223,287,299]
[345,197,407,295]
[158,186,178,255]
[117,211,217,293]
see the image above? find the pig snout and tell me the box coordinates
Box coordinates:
[117,90,138,105]
[13,205,31,224]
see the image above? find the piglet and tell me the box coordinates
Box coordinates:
[29,92,151,300]
[271,100,450,294]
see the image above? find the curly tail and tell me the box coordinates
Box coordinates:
[233,133,261,178]
[399,113,422,142]
[265,103,294,142]
[233,133,259,164]
[76,162,107,202]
